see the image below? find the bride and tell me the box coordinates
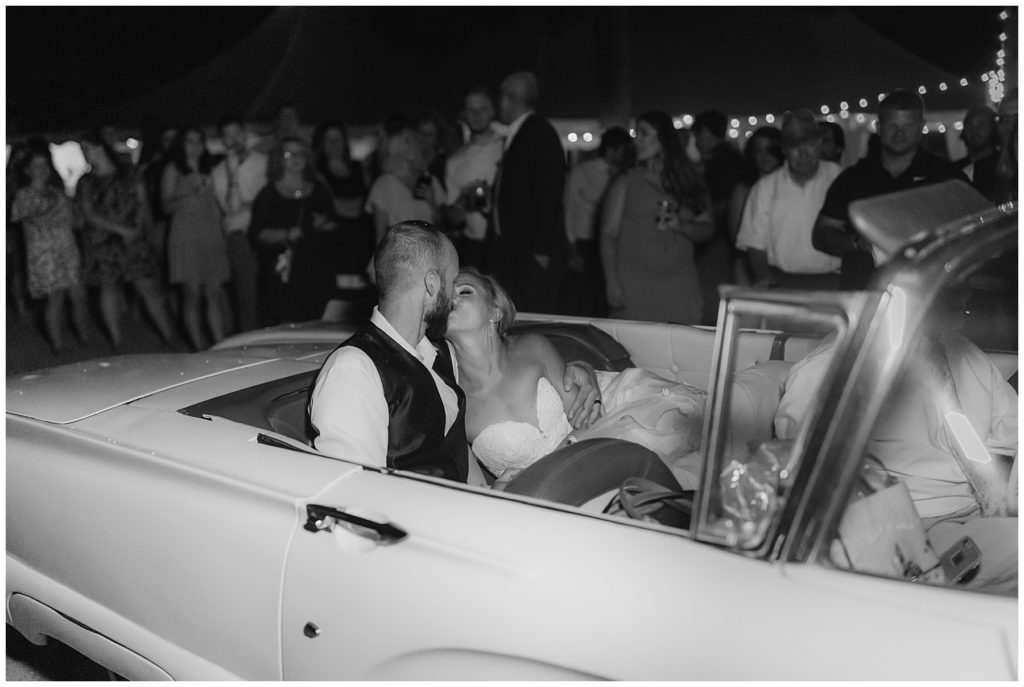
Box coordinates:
[446,267,706,488]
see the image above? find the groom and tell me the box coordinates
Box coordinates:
[309,220,599,483]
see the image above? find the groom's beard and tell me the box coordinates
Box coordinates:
[424,287,453,340]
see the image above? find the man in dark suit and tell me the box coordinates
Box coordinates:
[490,71,568,314]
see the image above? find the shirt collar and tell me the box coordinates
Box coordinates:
[504,111,533,149]
[370,307,438,368]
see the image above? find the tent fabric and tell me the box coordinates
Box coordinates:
[76,7,988,132]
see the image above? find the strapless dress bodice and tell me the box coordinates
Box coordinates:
[472,377,572,477]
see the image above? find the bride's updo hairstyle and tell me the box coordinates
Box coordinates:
[458,267,516,340]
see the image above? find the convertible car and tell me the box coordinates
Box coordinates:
[7,182,1017,680]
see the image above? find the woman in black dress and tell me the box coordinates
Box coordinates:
[311,121,374,292]
[249,136,338,325]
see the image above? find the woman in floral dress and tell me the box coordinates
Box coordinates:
[10,147,91,353]
[76,133,175,349]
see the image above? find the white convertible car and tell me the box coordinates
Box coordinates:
[6,183,1017,680]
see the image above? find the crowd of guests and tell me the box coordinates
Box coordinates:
[6,74,1019,356]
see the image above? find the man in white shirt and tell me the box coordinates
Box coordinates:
[211,115,267,332]
[562,126,632,316]
[444,87,504,268]
[736,109,843,290]
[775,279,1017,593]
[309,220,600,484]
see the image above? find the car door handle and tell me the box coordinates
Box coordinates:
[304,504,408,545]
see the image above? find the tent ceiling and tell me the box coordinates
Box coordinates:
[61,7,989,133]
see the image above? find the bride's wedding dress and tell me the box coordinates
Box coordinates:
[472,368,706,487]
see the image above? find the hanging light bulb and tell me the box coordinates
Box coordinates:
[582,132,593,143]
[826,114,836,123]
[730,119,740,128]
[960,78,969,86]
[937,123,947,133]
[939,82,948,91]
[859,98,869,108]
[682,114,694,126]
[856,114,866,124]
[748,116,757,125]
[839,101,849,111]
[765,114,775,124]
[728,129,739,139]
[567,133,578,143]
[673,119,683,129]
[918,86,927,94]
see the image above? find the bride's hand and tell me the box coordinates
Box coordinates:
[563,360,602,429]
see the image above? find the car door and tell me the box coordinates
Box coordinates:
[281,461,814,680]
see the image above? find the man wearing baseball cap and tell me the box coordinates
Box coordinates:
[812,88,968,290]
[735,108,844,289]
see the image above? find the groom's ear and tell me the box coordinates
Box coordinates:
[423,268,440,298]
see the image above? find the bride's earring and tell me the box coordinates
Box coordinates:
[487,319,497,374]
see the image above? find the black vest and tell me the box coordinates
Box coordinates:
[341,324,469,482]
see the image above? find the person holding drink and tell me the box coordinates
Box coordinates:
[444,87,505,268]
[249,136,338,325]
[600,110,712,323]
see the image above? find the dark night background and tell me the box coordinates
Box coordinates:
[6,6,1011,132]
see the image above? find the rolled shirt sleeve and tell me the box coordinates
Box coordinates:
[309,346,389,466]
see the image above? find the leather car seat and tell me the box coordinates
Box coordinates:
[726,360,794,456]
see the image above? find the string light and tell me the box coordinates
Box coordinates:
[671,9,1012,149]
[989,8,1010,103]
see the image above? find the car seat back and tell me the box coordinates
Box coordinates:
[509,322,634,372]
[726,360,794,455]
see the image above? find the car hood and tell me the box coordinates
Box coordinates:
[6,353,275,424]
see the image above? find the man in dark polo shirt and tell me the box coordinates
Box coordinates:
[813,89,968,289]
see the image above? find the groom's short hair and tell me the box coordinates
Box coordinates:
[374,220,448,301]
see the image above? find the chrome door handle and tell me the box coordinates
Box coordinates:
[304,504,407,545]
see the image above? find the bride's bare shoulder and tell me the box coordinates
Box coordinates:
[507,332,560,365]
